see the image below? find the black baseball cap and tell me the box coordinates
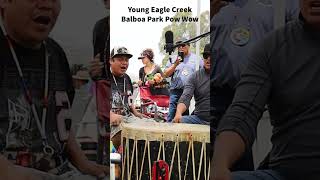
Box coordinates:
[110,46,133,59]
[202,44,210,55]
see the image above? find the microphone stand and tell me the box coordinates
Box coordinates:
[165,31,211,63]
[174,31,211,49]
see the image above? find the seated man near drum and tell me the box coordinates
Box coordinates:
[110,47,150,148]
[90,46,147,148]
[173,44,211,125]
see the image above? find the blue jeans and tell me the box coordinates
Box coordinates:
[167,89,189,122]
[181,115,210,125]
[231,170,285,180]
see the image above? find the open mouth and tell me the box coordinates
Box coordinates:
[120,66,127,71]
[33,16,51,26]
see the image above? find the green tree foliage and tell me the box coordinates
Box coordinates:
[158,11,210,67]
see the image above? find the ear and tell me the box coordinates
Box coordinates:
[109,57,114,64]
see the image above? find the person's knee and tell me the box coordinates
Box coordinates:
[180,116,190,123]
[181,115,196,123]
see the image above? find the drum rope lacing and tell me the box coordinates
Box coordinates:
[122,124,211,180]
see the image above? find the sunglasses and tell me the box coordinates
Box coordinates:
[203,54,210,59]
[178,44,186,48]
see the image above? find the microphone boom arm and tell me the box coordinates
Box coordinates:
[173,31,211,49]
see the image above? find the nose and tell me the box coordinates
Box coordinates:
[36,0,58,10]
[121,59,129,65]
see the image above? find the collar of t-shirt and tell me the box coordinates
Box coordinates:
[12,38,44,56]
[233,0,248,8]
[0,30,45,64]
[0,28,44,54]
[183,53,191,63]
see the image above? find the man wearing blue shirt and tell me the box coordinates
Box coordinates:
[164,38,203,122]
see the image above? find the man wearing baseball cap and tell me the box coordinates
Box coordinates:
[164,37,203,122]
[108,47,146,148]
[173,44,211,125]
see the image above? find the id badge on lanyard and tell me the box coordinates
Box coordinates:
[230,1,253,46]
[112,75,132,111]
[1,19,54,156]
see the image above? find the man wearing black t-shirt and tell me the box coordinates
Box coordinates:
[109,47,146,148]
[0,0,107,179]
[89,46,147,148]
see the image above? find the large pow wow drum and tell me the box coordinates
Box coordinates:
[121,122,210,180]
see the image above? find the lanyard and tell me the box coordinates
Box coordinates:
[0,20,54,155]
[232,0,254,28]
[112,74,131,116]
[112,74,126,107]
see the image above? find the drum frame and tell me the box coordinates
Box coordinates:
[121,122,210,180]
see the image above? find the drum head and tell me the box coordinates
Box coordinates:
[121,122,210,142]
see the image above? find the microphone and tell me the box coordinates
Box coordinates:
[164,31,174,54]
